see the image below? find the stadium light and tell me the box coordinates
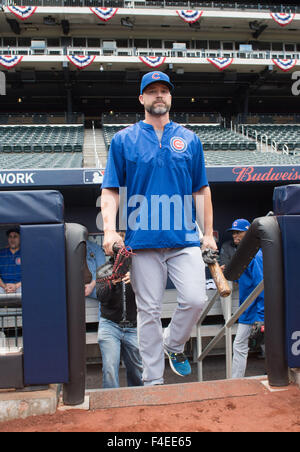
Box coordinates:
[99,65,104,72]
[43,16,56,26]
[120,17,134,29]
[252,25,268,39]
[249,21,268,39]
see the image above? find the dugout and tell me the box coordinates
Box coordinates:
[1,164,300,369]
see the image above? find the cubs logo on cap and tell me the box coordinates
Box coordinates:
[227,219,250,232]
[140,71,174,94]
[170,137,187,153]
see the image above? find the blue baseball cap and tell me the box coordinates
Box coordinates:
[227,219,250,232]
[140,71,174,95]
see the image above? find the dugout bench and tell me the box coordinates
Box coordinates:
[0,190,87,405]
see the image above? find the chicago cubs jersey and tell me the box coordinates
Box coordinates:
[102,120,208,250]
[0,247,21,283]
[238,250,264,324]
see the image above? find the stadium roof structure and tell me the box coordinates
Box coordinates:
[0,3,299,114]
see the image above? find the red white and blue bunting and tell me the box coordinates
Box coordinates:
[89,7,118,22]
[176,10,203,23]
[7,6,37,21]
[207,57,234,71]
[67,55,96,69]
[272,58,298,72]
[0,55,23,69]
[270,12,296,27]
[139,56,166,68]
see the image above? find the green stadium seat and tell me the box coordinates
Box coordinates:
[221,142,229,151]
[63,145,73,152]
[43,145,53,152]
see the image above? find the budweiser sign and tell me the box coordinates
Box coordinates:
[232,166,300,182]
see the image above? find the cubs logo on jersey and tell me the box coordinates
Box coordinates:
[170,137,187,153]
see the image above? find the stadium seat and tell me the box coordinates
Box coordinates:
[2,145,12,153]
[43,145,53,153]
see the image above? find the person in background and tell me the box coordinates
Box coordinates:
[96,231,143,388]
[226,219,265,379]
[219,219,251,271]
[0,227,22,294]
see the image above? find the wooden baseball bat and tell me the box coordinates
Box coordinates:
[207,262,231,298]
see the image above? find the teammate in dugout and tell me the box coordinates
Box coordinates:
[101,70,217,386]
[228,219,265,378]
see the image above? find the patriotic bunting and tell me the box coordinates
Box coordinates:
[207,57,234,71]
[270,12,296,27]
[90,7,118,22]
[272,58,298,72]
[139,56,166,68]
[7,6,37,21]
[67,55,96,69]
[0,55,23,69]
[176,10,203,23]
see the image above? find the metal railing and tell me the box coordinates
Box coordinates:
[196,280,264,382]
[0,293,22,351]
[1,46,299,62]
[91,120,101,168]
[3,0,300,12]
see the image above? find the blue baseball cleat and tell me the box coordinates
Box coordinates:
[165,350,191,377]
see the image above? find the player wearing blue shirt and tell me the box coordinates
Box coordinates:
[101,71,217,385]
[0,227,22,294]
[227,219,265,378]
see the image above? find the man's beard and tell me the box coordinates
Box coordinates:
[145,102,170,116]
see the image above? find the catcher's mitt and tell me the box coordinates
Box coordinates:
[96,243,134,288]
[248,321,265,351]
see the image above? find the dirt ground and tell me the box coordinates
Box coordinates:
[1,355,299,433]
[1,382,300,433]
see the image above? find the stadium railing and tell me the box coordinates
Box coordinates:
[4,0,300,13]
[1,45,299,62]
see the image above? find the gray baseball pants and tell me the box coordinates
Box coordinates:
[130,246,207,386]
[232,323,252,378]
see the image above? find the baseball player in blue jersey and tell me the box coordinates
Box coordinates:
[227,219,265,378]
[101,71,217,385]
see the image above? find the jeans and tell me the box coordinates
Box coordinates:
[98,317,143,388]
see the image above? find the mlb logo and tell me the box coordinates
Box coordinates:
[15,257,21,265]
[84,170,103,184]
